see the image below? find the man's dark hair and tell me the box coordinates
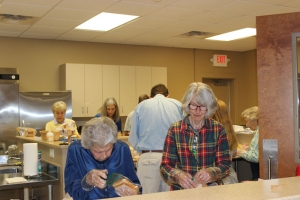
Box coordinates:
[150,84,169,97]
[138,94,149,103]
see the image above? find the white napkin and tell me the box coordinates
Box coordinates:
[6,177,27,184]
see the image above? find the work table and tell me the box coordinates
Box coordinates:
[16,136,67,200]
[0,172,58,190]
[108,177,300,200]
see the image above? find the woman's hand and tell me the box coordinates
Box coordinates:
[115,185,139,196]
[242,144,249,150]
[236,149,246,156]
[175,171,197,189]
[194,168,211,184]
[86,169,108,189]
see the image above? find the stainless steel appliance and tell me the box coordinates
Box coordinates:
[19,91,72,135]
[0,68,20,155]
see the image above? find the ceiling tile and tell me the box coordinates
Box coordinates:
[186,11,239,24]
[0,23,29,31]
[163,20,211,32]
[144,28,187,37]
[60,29,104,37]
[146,6,202,20]
[125,34,169,43]
[25,26,69,35]
[221,15,256,27]
[56,0,119,11]
[20,33,57,39]
[127,17,177,28]
[104,1,163,16]
[34,18,82,29]
[2,0,61,7]
[246,0,294,4]
[0,31,21,37]
[122,0,178,6]
[110,25,155,35]
[169,0,235,11]
[210,0,272,15]
[0,2,51,17]
[43,7,98,21]
[56,35,93,41]
[200,23,249,35]
[249,5,300,16]
[280,0,300,8]
[93,32,137,41]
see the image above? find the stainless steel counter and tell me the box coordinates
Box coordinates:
[0,158,60,199]
[16,136,67,200]
[0,172,59,190]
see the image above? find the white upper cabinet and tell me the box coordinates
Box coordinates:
[84,64,103,116]
[136,66,152,99]
[120,66,136,116]
[60,64,167,118]
[102,65,120,104]
[60,63,102,117]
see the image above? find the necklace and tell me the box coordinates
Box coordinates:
[189,116,204,130]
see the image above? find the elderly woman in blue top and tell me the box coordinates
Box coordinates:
[95,98,122,132]
[64,117,140,199]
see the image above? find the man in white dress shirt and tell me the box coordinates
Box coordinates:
[124,94,149,136]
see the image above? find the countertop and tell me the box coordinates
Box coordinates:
[16,135,129,148]
[16,136,69,148]
[106,177,300,200]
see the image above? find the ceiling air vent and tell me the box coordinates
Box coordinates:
[0,14,38,25]
[179,31,213,39]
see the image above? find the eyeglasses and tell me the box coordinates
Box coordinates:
[188,104,207,111]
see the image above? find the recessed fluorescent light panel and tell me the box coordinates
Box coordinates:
[205,28,256,41]
[76,12,139,31]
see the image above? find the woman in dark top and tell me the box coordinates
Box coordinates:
[95,97,122,132]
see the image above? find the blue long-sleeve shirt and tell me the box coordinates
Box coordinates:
[128,94,183,152]
[64,140,140,200]
[94,113,122,132]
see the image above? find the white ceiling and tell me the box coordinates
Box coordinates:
[0,0,299,52]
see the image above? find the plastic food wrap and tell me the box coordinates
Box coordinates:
[16,127,36,137]
[106,173,140,196]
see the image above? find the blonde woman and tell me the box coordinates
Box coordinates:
[237,106,259,180]
[212,100,239,184]
[45,101,80,138]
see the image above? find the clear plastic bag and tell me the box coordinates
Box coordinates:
[16,127,36,137]
[106,173,141,196]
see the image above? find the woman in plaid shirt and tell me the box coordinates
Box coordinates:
[160,82,231,190]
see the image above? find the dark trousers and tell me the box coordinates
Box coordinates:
[250,162,259,180]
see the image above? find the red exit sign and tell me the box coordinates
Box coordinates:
[211,54,229,67]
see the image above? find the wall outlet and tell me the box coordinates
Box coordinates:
[50,149,54,158]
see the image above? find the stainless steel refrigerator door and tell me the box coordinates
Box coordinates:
[19,91,72,134]
[0,83,19,153]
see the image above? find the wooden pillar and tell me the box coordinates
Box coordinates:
[256,12,300,178]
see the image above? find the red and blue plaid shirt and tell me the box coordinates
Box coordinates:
[160,116,231,190]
